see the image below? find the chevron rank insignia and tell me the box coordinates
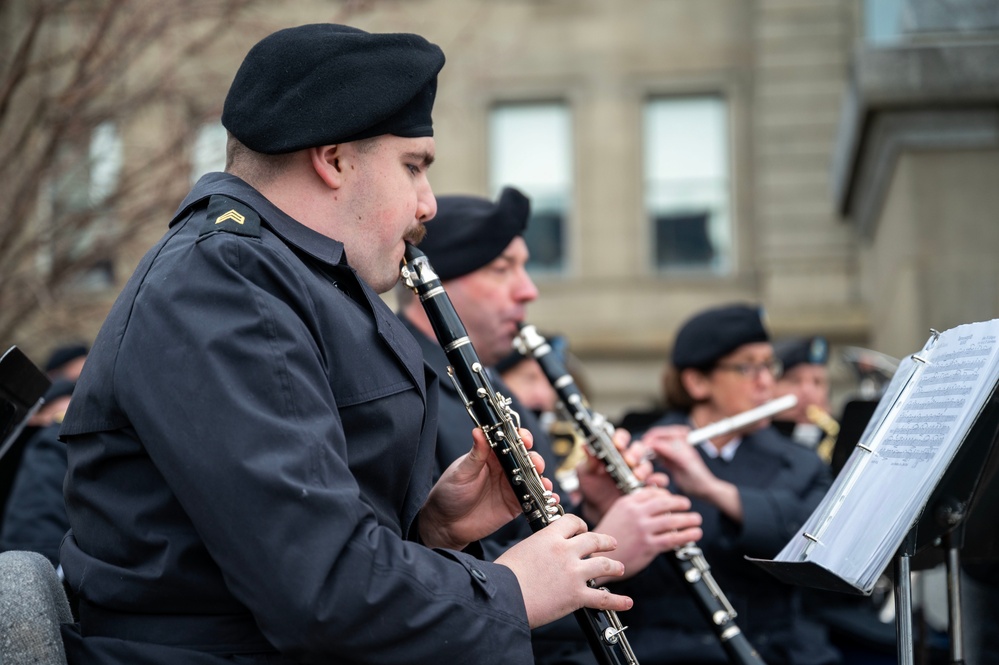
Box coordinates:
[200,195,261,238]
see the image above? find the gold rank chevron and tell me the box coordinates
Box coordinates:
[215,210,245,225]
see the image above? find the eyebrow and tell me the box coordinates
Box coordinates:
[404,151,435,168]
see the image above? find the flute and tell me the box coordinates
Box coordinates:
[515,323,769,665]
[687,394,798,445]
[401,246,639,665]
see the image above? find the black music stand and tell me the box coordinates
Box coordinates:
[891,386,999,665]
[0,346,50,459]
[0,346,51,525]
[751,323,999,665]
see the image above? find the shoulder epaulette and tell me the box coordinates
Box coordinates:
[200,194,261,238]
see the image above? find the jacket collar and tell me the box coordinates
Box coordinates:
[175,172,345,268]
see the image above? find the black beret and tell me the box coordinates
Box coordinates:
[774,336,829,372]
[222,24,445,154]
[44,344,88,373]
[671,303,770,369]
[417,187,531,281]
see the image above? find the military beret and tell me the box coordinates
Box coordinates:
[671,303,770,369]
[222,24,445,154]
[774,336,829,371]
[417,187,531,281]
[44,344,88,373]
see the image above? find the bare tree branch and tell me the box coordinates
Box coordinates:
[0,0,260,347]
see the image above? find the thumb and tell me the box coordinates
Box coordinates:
[467,427,492,465]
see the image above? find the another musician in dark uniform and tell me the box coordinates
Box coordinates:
[0,379,75,566]
[771,336,838,459]
[397,189,703,665]
[56,24,632,665]
[636,304,841,665]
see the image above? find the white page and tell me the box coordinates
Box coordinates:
[773,319,999,592]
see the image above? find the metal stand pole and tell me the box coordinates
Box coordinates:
[944,532,965,665]
[896,552,915,665]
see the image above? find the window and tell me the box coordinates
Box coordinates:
[191,122,227,184]
[644,96,731,274]
[864,0,904,46]
[488,102,572,273]
[46,121,123,288]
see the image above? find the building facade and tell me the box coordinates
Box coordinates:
[10,0,999,420]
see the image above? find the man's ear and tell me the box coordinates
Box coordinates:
[682,368,712,401]
[309,144,344,189]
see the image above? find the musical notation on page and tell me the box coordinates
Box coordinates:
[771,320,999,593]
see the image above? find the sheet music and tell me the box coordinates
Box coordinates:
[774,319,999,593]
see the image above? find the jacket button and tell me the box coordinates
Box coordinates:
[471,568,487,582]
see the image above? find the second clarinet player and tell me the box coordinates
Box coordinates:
[401,243,640,665]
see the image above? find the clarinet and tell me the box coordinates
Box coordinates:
[515,323,768,665]
[401,245,639,665]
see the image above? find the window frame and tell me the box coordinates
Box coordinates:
[487,99,574,276]
[642,93,735,277]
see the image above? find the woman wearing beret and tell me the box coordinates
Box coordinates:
[621,304,841,665]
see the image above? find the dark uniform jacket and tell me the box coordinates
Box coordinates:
[0,422,69,566]
[57,173,532,665]
[617,411,840,665]
[399,315,596,665]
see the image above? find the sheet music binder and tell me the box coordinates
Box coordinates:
[752,319,999,595]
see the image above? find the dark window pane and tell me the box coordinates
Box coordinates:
[654,211,715,268]
[525,210,563,271]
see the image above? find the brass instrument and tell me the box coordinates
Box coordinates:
[805,404,839,464]
[549,417,589,494]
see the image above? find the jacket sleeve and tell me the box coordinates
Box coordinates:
[0,424,69,565]
[114,232,531,664]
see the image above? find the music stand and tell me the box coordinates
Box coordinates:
[751,321,999,665]
[0,346,50,461]
[0,346,51,525]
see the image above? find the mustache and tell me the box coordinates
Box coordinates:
[404,224,427,246]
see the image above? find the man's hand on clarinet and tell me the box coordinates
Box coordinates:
[495,514,633,628]
[420,427,554,550]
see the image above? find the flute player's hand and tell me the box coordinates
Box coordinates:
[641,425,744,523]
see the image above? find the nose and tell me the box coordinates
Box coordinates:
[751,363,777,386]
[514,267,539,304]
[417,185,437,223]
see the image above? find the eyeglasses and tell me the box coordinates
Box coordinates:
[713,359,783,380]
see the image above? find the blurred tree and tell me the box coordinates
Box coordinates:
[0,0,257,348]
